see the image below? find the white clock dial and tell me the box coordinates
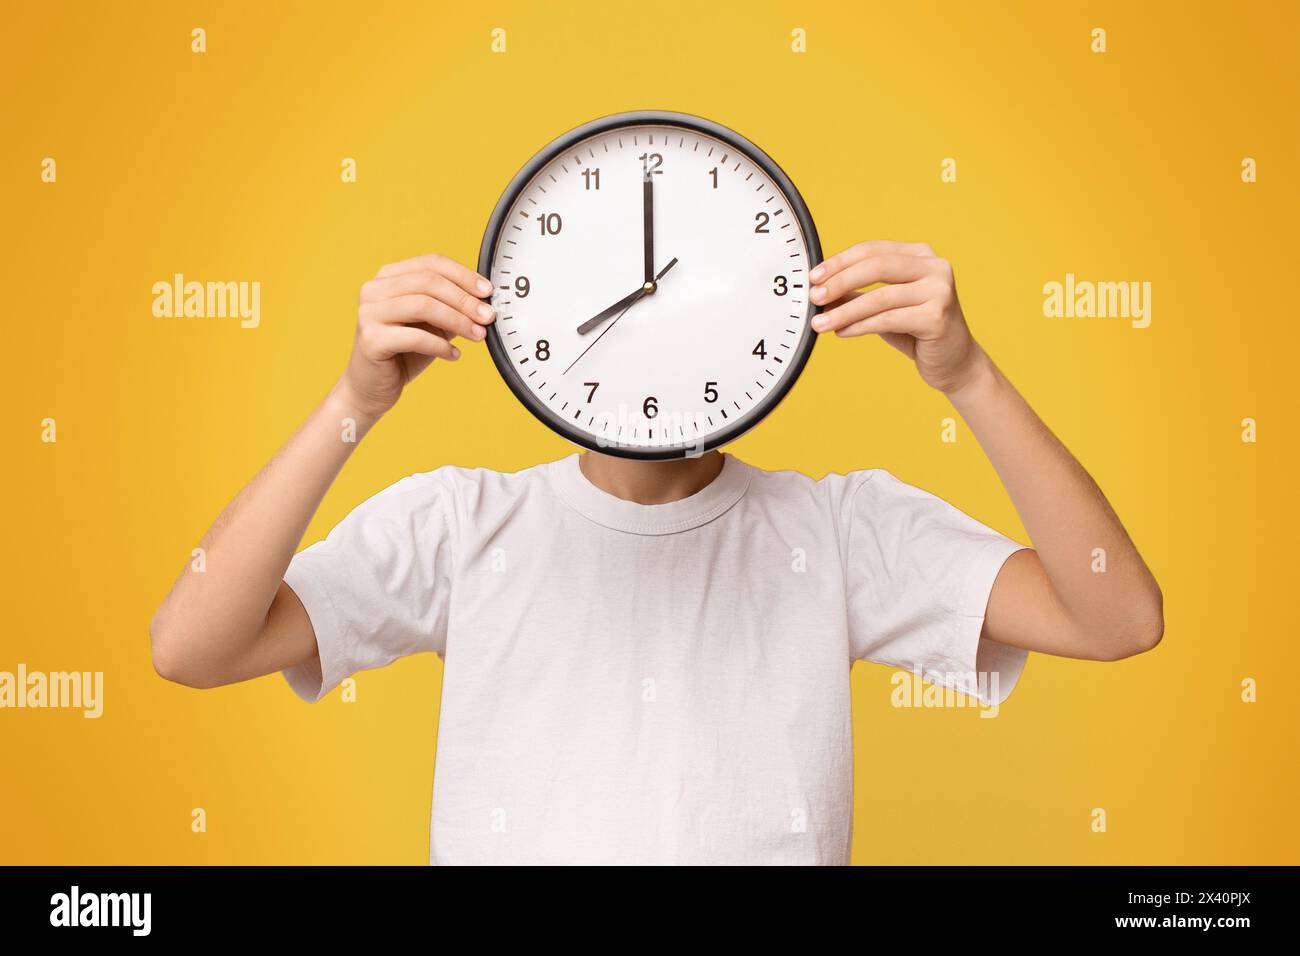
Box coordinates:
[482,113,820,459]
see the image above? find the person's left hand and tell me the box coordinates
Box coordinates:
[809,240,989,395]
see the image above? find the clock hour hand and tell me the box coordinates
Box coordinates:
[575,257,680,336]
[576,286,649,336]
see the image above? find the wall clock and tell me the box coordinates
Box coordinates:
[479,110,821,460]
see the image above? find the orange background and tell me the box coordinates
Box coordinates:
[1,0,1296,863]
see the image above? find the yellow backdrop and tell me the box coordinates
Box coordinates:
[2,0,1295,864]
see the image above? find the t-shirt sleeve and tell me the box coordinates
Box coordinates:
[281,472,456,703]
[837,469,1030,706]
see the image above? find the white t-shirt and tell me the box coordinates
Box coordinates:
[283,453,1029,865]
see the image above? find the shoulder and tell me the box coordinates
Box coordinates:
[406,458,558,526]
[741,462,953,538]
[741,460,888,509]
[340,461,549,548]
[410,460,547,496]
[390,459,547,514]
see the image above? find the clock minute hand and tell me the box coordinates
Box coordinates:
[643,171,655,285]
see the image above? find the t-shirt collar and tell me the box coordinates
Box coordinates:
[547,453,753,536]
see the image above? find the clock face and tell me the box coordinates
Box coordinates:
[480,111,821,460]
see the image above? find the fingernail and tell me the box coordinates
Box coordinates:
[476,278,492,295]
[471,324,485,340]
[450,346,461,359]
[811,285,826,302]
[810,265,825,282]
[812,315,828,331]
[477,303,495,320]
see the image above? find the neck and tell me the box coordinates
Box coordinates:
[579,451,725,505]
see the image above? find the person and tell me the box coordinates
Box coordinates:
[149,241,1163,865]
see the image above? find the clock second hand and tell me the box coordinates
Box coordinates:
[564,257,679,376]
[563,300,637,376]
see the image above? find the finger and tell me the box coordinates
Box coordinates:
[810,254,937,306]
[835,302,940,339]
[809,240,934,284]
[362,271,496,325]
[812,280,929,333]
[375,253,493,298]
[361,294,486,342]
[362,324,460,361]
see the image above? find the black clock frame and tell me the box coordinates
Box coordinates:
[479,109,822,461]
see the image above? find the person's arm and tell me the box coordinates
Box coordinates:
[810,241,1162,662]
[150,253,496,688]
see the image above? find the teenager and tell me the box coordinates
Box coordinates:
[150,242,1162,865]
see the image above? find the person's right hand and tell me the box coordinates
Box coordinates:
[338,253,496,418]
